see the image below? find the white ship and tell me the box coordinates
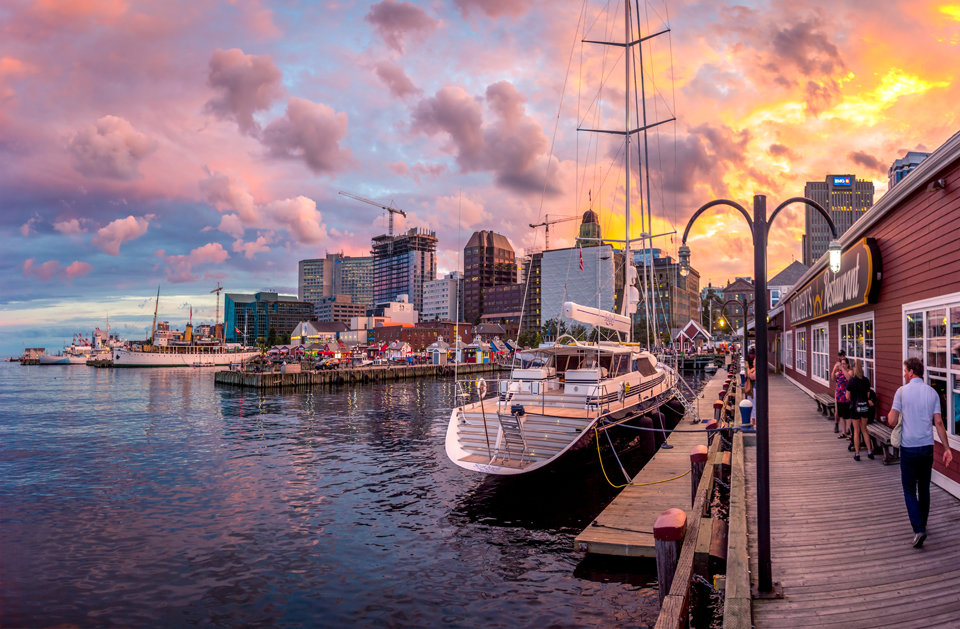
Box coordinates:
[39,344,93,365]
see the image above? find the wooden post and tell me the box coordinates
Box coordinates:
[705,419,718,446]
[654,508,687,605]
[690,445,708,507]
[713,400,723,422]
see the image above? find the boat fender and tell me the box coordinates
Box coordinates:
[618,381,626,403]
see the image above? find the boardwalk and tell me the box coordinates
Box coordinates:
[747,374,960,628]
[574,369,726,557]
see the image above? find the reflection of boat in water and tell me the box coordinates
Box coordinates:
[446,305,683,476]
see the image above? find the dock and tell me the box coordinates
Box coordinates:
[574,368,729,557]
[214,362,505,389]
[748,373,960,627]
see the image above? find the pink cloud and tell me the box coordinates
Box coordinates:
[199,167,258,222]
[453,0,531,19]
[260,97,354,175]
[364,0,437,52]
[164,242,230,283]
[388,160,410,176]
[19,216,39,237]
[54,218,86,235]
[91,215,150,255]
[263,196,327,244]
[374,61,421,99]
[204,48,285,135]
[22,258,60,282]
[69,115,158,180]
[62,260,93,280]
[232,233,272,259]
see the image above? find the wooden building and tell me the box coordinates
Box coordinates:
[778,130,960,496]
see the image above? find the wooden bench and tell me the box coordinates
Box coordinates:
[866,423,899,465]
[814,393,836,416]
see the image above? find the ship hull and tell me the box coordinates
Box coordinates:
[113,348,260,367]
[39,355,89,365]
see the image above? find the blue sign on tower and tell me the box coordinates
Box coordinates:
[832,175,853,186]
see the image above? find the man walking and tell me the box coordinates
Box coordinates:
[886,357,953,548]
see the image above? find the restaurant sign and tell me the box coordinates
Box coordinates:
[789,238,882,326]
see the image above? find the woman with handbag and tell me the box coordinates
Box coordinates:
[846,359,874,461]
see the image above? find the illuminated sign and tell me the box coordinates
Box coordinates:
[832,176,853,187]
[788,238,882,326]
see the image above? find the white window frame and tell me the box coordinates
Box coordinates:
[811,322,830,386]
[838,311,876,382]
[902,292,960,449]
[785,330,793,371]
[771,288,781,308]
[795,327,807,376]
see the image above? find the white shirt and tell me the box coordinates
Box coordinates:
[891,378,942,448]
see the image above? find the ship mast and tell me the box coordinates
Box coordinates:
[149,286,160,345]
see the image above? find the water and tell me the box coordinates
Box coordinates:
[0,363,705,628]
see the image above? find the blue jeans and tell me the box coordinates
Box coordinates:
[900,445,934,534]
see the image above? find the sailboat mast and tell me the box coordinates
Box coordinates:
[150,286,160,345]
[636,1,658,348]
[622,0,631,343]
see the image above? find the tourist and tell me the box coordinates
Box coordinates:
[885,357,953,548]
[831,351,850,437]
[845,359,874,461]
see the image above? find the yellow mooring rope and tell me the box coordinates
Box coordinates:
[594,426,691,489]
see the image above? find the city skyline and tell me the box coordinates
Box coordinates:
[3,0,959,355]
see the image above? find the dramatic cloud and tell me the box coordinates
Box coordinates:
[261,97,354,174]
[68,116,158,180]
[410,81,559,194]
[767,18,845,78]
[91,215,150,255]
[769,143,800,160]
[232,233,272,259]
[848,150,886,174]
[22,258,60,282]
[199,166,258,222]
[263,196,327,244]
[374,61,420,99]
[204,48,285,135]
[453,0,531,19]
[164,243,230,283]
[62,261,93,280]
[53,218,86,235]
[364,0,437,52]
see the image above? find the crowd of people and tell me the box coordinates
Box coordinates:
[831,350,878,461]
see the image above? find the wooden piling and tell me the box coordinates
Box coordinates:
[654,508,687,605]
[690,445,708,507]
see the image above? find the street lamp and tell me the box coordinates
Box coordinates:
[679,195,838,597]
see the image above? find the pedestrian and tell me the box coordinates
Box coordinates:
[885,357,953,548]
[845,359,874,461]
[831,351,850,437]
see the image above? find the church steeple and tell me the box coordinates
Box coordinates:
[577,208,601,247]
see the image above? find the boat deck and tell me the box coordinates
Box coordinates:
[572,369,727,557]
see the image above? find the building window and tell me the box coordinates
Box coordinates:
[811,323,829,385]
[902,293,960,445]
[771,288,781,308]
[795,328,807,376]
[839,313,875,382]
[785,330,793,370]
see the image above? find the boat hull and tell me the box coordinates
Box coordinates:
[113,348,260,368]
[39,355,89,365]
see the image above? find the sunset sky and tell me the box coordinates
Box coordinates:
[2,0,958,353]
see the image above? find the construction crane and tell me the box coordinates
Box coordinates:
[210,282,223,341]
[529,214,581,251]
[338,190,407,236]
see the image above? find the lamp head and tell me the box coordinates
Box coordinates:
[678,244,691,277]
[828,239,842,273]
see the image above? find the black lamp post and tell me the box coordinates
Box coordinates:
[713,297,753,356]
[678,195,840,595]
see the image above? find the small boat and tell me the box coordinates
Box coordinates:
[39,344,92,365]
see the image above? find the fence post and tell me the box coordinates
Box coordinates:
[705,419,718,446]
[690,445,708,507]
[654,508,687,605]
[713,400,723,422]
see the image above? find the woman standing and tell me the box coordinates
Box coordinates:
[833,356,852,439]
[846,359,874,460]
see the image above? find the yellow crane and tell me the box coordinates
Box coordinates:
[528,214,581,251]
[210,282,223,341]
[338,190,407,236]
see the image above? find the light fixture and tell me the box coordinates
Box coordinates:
[678,244,691,277]
[828,240,842,274]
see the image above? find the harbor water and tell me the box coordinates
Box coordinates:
[0,362,706,627]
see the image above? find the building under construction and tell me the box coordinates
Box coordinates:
[371,227,438,315]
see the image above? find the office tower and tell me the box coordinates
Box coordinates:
[889,151,931,189]
[803,175,874,266]
[371,227,438,315]
[422,271,463,322]
[224,292,314,343]
[463,231,520,325]
[299,254,374,311]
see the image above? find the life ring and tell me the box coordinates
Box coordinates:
[477,377,487,398]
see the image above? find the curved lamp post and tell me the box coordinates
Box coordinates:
[679,195,840,596]
[716,297,753,355]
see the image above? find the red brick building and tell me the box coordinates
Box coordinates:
[372,321,473,350]
[778,131,960,496]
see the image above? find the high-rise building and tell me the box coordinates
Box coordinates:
[889,151,931,189]
[224,292,314,343]
[422,271,463,322]
[463,231,519,324]
[315,294,368,324]
[802,175,874,266]
[371,228,437,315]
[298,254,374,311]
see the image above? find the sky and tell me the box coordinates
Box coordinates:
[1,0,958,354]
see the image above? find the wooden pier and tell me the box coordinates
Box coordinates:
[747,374,960,628]
[574,369,730,557]
[214,362,506,389]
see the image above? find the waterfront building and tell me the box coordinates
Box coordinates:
[372,321,473,350]
[634,253,700,342]
[372,228,437,315]
[463,231,519,325]
[802,175,874,266]
[224,292,314,343]
[291,321,347,345]
[540,243,624,331]
[422,271,463,322]
[779,129,960,496]
[766,261,808,309]
[315,294,368,324]
[888,151,931,189]
[519,251,543,334]
[367,295,418,325]
[299,253,374,311]
[718,277,754,334]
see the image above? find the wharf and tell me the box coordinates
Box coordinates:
[214,362,506,389]
[748,374,960,628]
[573,368,729,557]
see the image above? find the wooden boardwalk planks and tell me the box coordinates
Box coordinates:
[574,369,728,557]
[748,374,960,628]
